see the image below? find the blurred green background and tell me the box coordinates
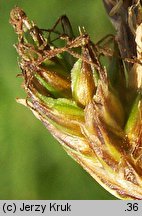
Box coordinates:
[0,0,117,199]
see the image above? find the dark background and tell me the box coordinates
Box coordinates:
[0,0,116,199]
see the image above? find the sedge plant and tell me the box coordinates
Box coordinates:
[10,0,142,199]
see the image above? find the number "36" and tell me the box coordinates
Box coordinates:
[127,203,139,211]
